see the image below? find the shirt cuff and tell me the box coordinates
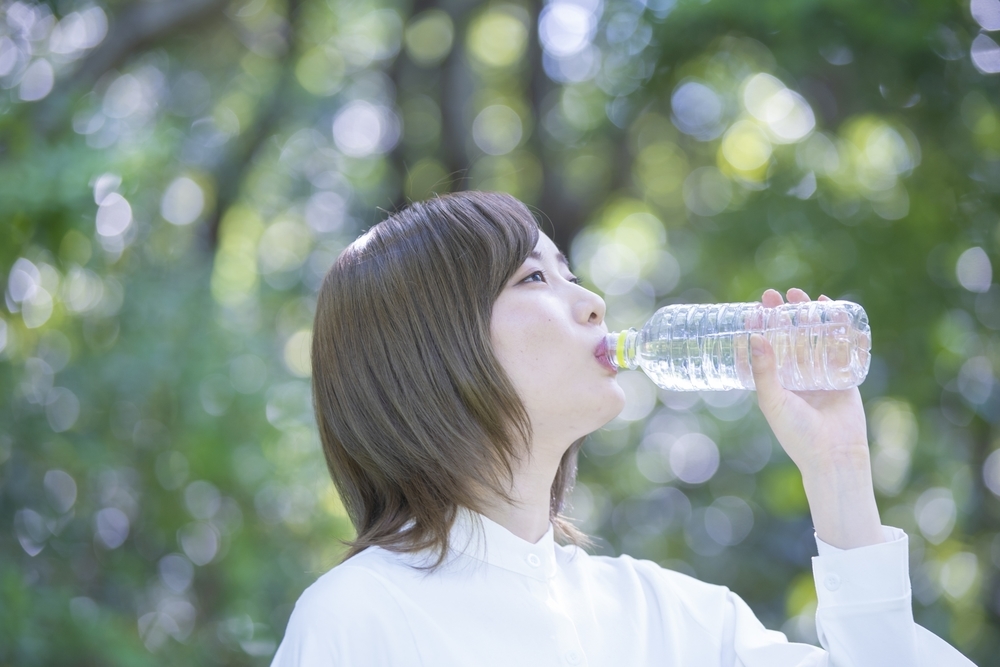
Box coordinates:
[811,526,910,608]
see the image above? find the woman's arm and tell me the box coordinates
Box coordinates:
[748,287,883,549]
[738,288,976,665]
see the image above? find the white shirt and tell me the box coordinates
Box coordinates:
[271,509,974,666]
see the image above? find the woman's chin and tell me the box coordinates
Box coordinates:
[609,384,627,413]
[590,391,627,429]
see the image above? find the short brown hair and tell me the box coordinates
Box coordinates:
[311,191,586,566]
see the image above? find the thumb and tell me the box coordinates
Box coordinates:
[750,334,786,418]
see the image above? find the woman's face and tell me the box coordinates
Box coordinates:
[490,232,626,454]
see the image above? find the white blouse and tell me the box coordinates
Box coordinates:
[271,509,975,666]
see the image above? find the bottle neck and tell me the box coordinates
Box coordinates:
[607,329,639,370]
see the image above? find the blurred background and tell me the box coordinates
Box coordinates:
[2,0,1000,663]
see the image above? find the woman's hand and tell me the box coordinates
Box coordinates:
[750,287,884,549]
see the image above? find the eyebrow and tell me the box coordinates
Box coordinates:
[528,249,572,269]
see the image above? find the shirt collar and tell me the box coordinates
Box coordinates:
[449,508,558,581]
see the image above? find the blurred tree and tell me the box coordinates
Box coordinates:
[1,0,999,663]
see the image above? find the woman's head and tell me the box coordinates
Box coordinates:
[311,191,618,563]
[489,230,625,458]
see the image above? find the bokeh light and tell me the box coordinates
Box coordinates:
[984,449,1000,497]
[2,0,999,663]
[472,104,524,155]
[95,507,130,549]
[683,166,732,216]
[295,46,346,97]
[615,370,658,421]
[743,74,815,143]
[467,6,528,68]
[48,6,108,56]
[539,0,599,57]
[404,9,454,66]
[915,487,957,545]
[160,177,205,226]
[972,34,1000,74]
[18,58,53,101]
[95,193,133,237]
[43,469,77,513]
[956,247,993,293]
[671,80,725,140]
[332,100,400,157]
[973,0,1000,31]
[670,433,720,484]
[721,120,772,173]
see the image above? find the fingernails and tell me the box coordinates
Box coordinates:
[751,334,765,359]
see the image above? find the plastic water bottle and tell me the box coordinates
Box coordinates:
[604,300,871,391]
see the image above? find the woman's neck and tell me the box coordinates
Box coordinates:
[478,440,565,543]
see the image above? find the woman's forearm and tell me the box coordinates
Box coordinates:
[800,450,885,550]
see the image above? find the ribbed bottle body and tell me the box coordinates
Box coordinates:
[629,301,871,391]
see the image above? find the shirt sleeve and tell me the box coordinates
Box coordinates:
[809,525,975,667]
[723,525,975,667]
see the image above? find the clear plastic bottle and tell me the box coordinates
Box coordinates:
[604,300,872,391]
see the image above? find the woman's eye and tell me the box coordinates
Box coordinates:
[524,270,545,283]
[521,271,582,285]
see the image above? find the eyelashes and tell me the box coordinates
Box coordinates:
[522,269,582,285]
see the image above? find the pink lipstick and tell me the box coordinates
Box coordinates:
[595,335,619,373]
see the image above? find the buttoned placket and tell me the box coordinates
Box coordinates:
[542,574,588,666]
[462,511,590,665]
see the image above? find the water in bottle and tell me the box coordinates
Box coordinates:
[604,300,871,391]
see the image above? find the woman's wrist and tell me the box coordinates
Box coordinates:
[800,453,885,550]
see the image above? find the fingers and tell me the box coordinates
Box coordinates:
[762,287,832,304]
[786,287,811,302]
[762,287,836,308]
[761,287,810,306]
[761,288,783,308]
[750,333,787,416]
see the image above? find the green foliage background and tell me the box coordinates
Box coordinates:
[1,0,999,663]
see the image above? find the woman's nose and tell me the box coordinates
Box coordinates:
[575,286,606,325]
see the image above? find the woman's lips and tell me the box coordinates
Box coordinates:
[595,337,617,373]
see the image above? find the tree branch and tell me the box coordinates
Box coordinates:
[526,0,585,251]
[35,0,230,137]
[438,3,474,193]
[200,0,304,253]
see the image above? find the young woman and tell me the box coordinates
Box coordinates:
[271,191,974,666]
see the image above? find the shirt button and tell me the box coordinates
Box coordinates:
[824,574,841,591]
[526,553,541,568]
[565,650,581,664]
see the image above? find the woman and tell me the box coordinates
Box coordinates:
[272,191,974,666]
